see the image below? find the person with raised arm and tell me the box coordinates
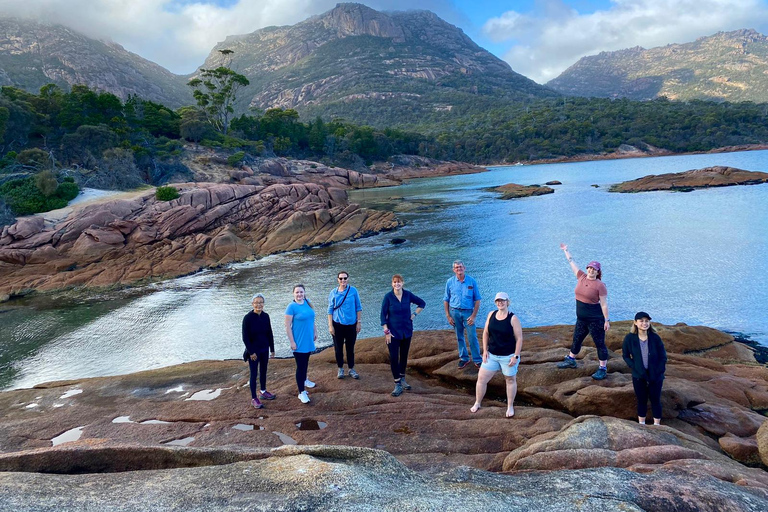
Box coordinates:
[557,243,611,380]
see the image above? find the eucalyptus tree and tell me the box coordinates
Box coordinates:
[187,49,249,135]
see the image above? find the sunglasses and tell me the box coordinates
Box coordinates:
[338,276,348,280]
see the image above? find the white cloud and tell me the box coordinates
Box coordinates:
[482,0,768,84]
[0,1,344,73]
[0,0,463,74]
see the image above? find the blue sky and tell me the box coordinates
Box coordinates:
[3,0,768,83]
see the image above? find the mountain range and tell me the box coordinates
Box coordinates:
[0,18,191,107]
[195,2,555,127]
[1,4,768,128]
[547,29,768,102]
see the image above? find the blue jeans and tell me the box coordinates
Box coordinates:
[450,308,482,363]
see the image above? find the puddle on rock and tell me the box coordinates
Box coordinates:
[165,385,184,394]
[25,403,39,409]
[164,437,195,446]
[112,416,135,424]
[272,431,297,445]
[185,388,225,401]
[59,389,83,399]
[232,424,254,431]
[51,426,84,446]
[140,420,172,425]
[296,420,327,430]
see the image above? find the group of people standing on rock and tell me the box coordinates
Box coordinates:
[242,246,667,426]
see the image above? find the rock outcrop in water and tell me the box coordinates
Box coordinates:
[0,323,766,509]
[0,182,399,296]
[489,183,555,199]
[610,166,768,192]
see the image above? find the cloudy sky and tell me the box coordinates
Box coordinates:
[1,0,767,83]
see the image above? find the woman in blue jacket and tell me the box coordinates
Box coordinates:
[381,274,425,397]
[622,312,667,425]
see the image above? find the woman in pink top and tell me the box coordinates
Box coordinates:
[557,243,610,380]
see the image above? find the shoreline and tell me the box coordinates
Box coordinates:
[483,143,768,168]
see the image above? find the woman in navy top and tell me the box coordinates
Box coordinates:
[380,274,425,397]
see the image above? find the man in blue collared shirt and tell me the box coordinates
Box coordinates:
[443,260,482,369]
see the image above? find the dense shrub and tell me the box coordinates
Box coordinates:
[0,176,80,215]
[155,185,179,201]
[227,151,245,167]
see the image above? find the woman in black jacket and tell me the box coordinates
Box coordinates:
[622,312,667,425]
[242,294,276,409]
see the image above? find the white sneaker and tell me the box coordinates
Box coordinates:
[298,391,310,404]
[304,379,316,388]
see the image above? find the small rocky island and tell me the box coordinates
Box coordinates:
[610,165,768,192]
[0,323,766,509]
[488,183,555,199]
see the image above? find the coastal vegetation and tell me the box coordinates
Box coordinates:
[3,79,768,216]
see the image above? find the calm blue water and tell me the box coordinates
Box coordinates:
[1,150,767,389]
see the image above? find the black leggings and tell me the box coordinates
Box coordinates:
[332,321,357,368]
[247,352,269,398]
[294,352,311,392]
[388,337,411,380]
[571,318,608,361]
[633,377,664,419]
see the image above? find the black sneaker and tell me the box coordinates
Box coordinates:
[391,382,403,397]
[401,376,411,391]
[557,356,577,369]
[458,360,470,369]
[592,367,607,380]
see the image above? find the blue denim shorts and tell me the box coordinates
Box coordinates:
[480,352,520,377]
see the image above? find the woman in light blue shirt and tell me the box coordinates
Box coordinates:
[285,284,317,404]
[327,270,363,380]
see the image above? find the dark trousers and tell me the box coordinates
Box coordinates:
[332,321,357,368]
[294,352,311,392]
[632,377,664,419]
[388,337,412,380]
[571,318,608,361]
[247,352,269,398]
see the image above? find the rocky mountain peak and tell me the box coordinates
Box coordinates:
[0,16,191,106]
[548,28,768,102]
[319,2,406,42]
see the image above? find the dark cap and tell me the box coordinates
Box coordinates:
[634,311,652,321]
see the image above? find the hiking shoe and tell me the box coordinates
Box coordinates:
[251,398,263,409]
[401,376,411,391]
[391,382,403,397]
[349,368,360,379]
[557,356,577,369]
[298,391,311,404]
[591,367,607,380]
[337,368,345,379]
[458,360,470,369]
[304,379,316,388]
[259,390,275,400]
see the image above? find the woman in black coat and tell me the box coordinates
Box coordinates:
[622,311,667,425]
